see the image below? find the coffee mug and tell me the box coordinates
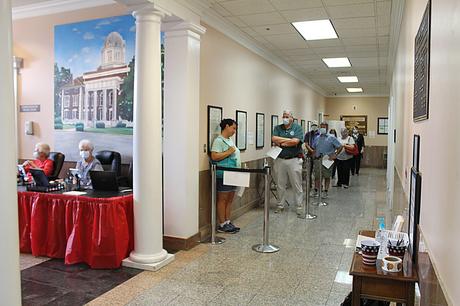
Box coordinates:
[381,255,402,272]
[361,240,380,266]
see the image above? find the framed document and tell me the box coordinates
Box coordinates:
[408,168,422,263]
[236,110,247,151]
[377,117,389,135]
[271,115,279,138]
[256,113,265,149]
[413,134,420,171]
[301,120,306,134]
[207,106,222,154]
[293,118,298,124]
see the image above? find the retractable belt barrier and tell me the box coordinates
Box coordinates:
[208,163,279,253]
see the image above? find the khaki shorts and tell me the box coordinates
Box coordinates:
[313,158,332,179]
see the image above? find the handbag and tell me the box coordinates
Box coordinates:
[344,137,359,156]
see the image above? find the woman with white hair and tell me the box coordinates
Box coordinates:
[76,139,103,188]
[335,128,356,188]
[23,142,54,178]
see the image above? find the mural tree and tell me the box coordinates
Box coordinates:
[54,63,73,127]
[118,57,135,121]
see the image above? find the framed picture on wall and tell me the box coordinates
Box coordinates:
[377,117,389,135]
[256,113,265,149]
[271,115,279,138]
[301,120,306,134]
[340,115,368,136]
[413,134,420,171]
[207,105,223,154]
[307,121,313,133]
[408,168,422,263]
[236,110,247,151]
[293,118,298,124]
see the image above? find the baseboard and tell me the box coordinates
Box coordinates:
[163,232,201,252]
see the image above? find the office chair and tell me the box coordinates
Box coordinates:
[95,150,122,177]
[48,152,65,180]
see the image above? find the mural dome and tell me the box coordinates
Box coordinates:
[100,31,126,69]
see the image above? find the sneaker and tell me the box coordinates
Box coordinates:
[342,185,349,189]
[333,184,342,187]
[322,191,328,199]
[229,222,240,232]
[217,223,237,233]
[296,206,303,215]
[310,190,318,198]
[274,205,285,213]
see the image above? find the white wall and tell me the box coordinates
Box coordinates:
[199,25,325,171]
[391,0,460,303]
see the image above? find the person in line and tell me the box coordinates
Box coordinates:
[76,139,104,188]
[22,143,54,180]
[304,123,319,188]
[351,126,365,176]
[328,129,338,180]
[335,128,356,188]
[272,110,304,214]
[211,119,241,234]
[311,123,342,198]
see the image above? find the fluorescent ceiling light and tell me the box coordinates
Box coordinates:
[292,19,338,41]
[347,88,363,93]
[322,57,351,68]
[338,76,358,83]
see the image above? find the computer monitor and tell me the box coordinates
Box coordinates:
[89,171,119,191]
[29,169,50,187]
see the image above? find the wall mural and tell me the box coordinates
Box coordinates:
[54,15,164,162]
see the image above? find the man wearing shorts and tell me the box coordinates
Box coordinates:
[311,122,342,198]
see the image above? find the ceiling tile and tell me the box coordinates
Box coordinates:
[345,44,377,52]
[326,3,375,19]
[240,27,259,36]
[336,27,377,38]
[280,7,328,22]
[270,0,323,10]
[306,39,342,48]
[211,3,232,17]
[283,48,316,56]
[323,0,373,5]
[220,0,275,15]
[376,15,390,28]
[238,12,286,26]
[332,17,376,29]
[349,57,379,67]
[264,33,309,49]
[377,1,391,16]
[225,16,248,27]
[377,26,390,36]
[341,37,378,46]
[252,23,297,35]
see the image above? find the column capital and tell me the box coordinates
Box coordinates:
[116,0,171,20]
[163,21,206,40]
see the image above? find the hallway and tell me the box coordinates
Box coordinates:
[87,168,388,305]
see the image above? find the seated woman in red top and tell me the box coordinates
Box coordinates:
[22,143,54,179]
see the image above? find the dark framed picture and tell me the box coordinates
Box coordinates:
[408,168,422,263]
[340,115,368,136]
[301,120,306,134]
[377,117,389,135]
[207,105,222,154]
[293,118,298,124]
[236,110,247,151]
[256,113,265,149]
[307,121,313,132]
[271,115,279,138]
[413,134,420,171]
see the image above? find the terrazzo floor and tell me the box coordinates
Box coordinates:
[88,168,390,306]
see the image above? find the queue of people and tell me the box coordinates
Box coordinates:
[20,139,104,189]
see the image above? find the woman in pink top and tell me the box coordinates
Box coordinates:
[23,143,54,178]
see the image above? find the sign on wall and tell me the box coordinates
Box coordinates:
[413,0,431,122]
[340,115,368,136]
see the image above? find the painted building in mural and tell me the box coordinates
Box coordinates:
[61,32,130,127]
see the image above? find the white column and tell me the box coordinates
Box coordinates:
[84,90,89,123]
[102,88,107,122]
[113,86,117,121]
[0,0,22,304]
[122,5,174,271]
[78,87,83,120]
[163,22,205,240]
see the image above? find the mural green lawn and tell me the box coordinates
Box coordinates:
[84,128,133,135]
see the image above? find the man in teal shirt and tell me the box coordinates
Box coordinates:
[272,110,304,214]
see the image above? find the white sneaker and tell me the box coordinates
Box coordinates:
[322,191,328,198]
[342,185,349,189]
[274,205,285,213]
[310,190,318,198]
[296,206,303,215]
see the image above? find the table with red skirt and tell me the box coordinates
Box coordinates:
[17,189,134,269]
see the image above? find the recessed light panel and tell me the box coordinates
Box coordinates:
[322,57,351,68]
[338,76,358,83]
[347,88,363,93]
[292,19,338,41]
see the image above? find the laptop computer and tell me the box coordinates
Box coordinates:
[30,169,50,187]
[89,171,119,191]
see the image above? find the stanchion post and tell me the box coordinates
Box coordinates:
[208,164,225,244]
[299,156,317,220]
[315,154,328,207]
[252,166,280,253]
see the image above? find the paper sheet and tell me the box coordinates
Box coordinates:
[266,146,282,160]
[223,171,250,187]
[62,191,87,196]
[236,186,245,197]
[322,155,334,169]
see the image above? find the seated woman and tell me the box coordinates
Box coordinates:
[22,143,54,179]
[76,139,103,188]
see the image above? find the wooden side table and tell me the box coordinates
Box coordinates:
[349,230,418,306]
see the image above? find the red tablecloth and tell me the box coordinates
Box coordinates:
[18,191,134,269]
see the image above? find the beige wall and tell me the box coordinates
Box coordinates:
[325,97,388,147]
[13,4,129,160]
[392,0,460,304]
[199,25,325,171]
